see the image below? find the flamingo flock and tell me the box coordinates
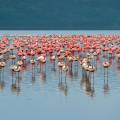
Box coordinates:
[0,34,120,96]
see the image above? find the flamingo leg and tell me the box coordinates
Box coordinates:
[65,71,67,84]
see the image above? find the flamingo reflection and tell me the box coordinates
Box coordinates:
[81,69,95,97]
[103,67,110,95]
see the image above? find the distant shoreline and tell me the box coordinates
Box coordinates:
[0,30,120,36]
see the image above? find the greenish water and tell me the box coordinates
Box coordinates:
[0,30,120,120]
[0,0,120,29]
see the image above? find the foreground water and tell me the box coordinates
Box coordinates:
[0,30,120,120]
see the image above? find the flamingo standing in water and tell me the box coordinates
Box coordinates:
[67,55,73,76]
[103,61,110,78]
[0,34,120,96]
[103,61,110,68]
[50,55,56,70]
[58,63,68,96]
[10,65,21,77]
[37,54,46,72]
[30,50,36,64]
[62,64,69,83]
[0,61,6,92]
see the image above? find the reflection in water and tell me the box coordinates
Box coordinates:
[11,71,21,96]
[58,68,68,96]
[68,70,73,80]
[117,61,120,72]
[39,64,46,84]
[51,59,56,72]
[40,72,46,84]
[103,68,110,95]
[81,69,95,97]
[58,78,68,96]
[31,64,36,85]
[58,82,68,96]
[0,69,5,92]
[0,56,118,97]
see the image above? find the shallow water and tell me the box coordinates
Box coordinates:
[0,30,120,120]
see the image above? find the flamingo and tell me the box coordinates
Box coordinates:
[37,54,46,72]
[0,61,6,92]
[10,64,21,84]
[62,64,69,83]
[0,34,120,96]
[103,61,110,68]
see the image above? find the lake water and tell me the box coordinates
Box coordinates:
[0,0,120,29]
[0,30,120,120]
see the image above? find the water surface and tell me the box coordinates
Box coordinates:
[0,30,120,120]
